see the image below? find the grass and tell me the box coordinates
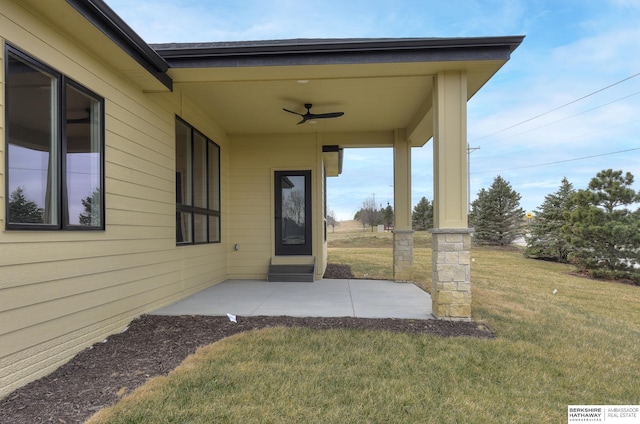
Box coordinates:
[87,230,640,424]
[327,229,432,289]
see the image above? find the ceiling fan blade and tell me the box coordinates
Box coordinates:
[283,104,344,124]
[283,108,309,124]
[283,108,304,116]
[66,117,90,124]
[309,112,344,120]
[66,108,91,124]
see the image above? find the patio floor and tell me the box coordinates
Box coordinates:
[151,279,433,320]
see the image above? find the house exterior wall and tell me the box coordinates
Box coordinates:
[228,133,326,280]
[0,3,230,398]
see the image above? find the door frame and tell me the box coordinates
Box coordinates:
[274,170,312,256]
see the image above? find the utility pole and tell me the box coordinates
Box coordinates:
[467,144,480,213]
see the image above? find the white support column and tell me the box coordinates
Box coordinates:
[431,70,472,319]
[392,129,414,282]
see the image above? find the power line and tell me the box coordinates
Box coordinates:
[471,72,640,145]
[477,89,640,147]
[471,147,640,175]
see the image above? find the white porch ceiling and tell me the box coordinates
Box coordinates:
[172,70,431,140]
[167,59,505,147]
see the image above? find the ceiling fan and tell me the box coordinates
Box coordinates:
[283,103,344,125]
[66,108,91,125]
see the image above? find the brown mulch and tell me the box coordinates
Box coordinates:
[323,262,355,279]
[0,266,493,424]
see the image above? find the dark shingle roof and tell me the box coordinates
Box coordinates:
[150,36,524,68]
[71,1,523,82]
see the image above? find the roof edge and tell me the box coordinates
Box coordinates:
[66,0,172,90]
[152,36,525,59]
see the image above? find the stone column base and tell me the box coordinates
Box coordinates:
[393,229,414,283]
[430,228,472,319]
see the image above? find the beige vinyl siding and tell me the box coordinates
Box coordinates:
[228,133,324,279]
[0,3,229,397]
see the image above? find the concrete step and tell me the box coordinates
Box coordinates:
[267,264,315,282]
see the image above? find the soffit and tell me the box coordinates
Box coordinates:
[168,59,505,146]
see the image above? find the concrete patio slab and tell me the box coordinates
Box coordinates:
[151,279,433,319]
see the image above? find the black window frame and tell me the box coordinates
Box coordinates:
[4,43,105,231]
[175,116,221,245]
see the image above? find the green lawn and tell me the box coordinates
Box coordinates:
[326,229,432,288]
[88,231,640,424]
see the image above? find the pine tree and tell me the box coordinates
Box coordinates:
[382,203,394,229]
[8,186,44,224]
[524,177,575,262]
[412,196,433,230]
[562,169,640,278]
[470,175,525,246]
[79,188,101,226]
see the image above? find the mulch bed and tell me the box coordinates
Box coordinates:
[0,265,493,424]
[323,263,355,279]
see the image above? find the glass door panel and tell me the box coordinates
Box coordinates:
[275,171,312,256]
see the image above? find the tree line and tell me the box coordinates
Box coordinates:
[353,197,395,231]
[8,186,100,225]
[348,168,640,283]
[470,169,640,283]
[351,195,434,232]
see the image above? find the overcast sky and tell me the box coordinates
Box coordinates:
[105,0,640,220]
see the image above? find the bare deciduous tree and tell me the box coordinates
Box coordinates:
[326,209,338,232]
[357,196,380,232]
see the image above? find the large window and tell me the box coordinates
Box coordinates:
[5,45,104,230]
[175,117,220,244]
